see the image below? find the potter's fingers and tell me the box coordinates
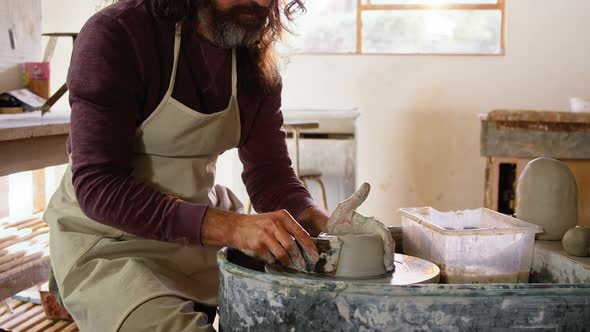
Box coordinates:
[277,211,319,263]
[262,232,292,267]
[373,224,395,272]
[274,224,306,270]
[333,182,371,215]
[382,239,396,272]
[384,256,395,271]
[263,252,277,265]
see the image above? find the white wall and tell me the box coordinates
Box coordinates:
[41,0,103,110]
[0,0,42,93]
[281,0,590,224]
[41,0,590,224]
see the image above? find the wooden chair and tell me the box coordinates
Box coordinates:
[282,121,328,211]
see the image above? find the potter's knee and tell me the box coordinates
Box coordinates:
[119,296,215,332]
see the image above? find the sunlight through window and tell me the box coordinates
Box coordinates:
[278,0,504,54]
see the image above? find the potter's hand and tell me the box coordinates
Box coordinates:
[327,183,395,272]
[201,208,320,271]
[296,206,329,237]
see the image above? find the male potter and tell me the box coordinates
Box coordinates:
[43,0,391,330]
[44,1,329,331]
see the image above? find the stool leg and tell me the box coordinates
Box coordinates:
[315,178,329,211]
[293,128,301,177]
[246,200,252,214]
[301,178,309,188]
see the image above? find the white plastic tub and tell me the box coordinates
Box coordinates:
[399,207,543,284]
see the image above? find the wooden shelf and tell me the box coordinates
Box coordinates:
[480,109,590,159]
[480,106,590,156]
[480,109,590,124]
[0,299,77,332]
[0,215,50,302]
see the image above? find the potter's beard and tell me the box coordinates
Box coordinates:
[198,0,270,48]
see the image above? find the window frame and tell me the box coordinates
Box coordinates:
[282,0,506,55]
[356,0,506,55]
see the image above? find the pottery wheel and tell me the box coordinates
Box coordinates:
[265,253,440,285]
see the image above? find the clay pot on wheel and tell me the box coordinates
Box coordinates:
[319,233,386,278]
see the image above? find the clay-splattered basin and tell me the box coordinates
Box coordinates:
[218,248,590,331]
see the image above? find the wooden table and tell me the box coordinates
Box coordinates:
[0,111,70,177]
[0,110,70,301]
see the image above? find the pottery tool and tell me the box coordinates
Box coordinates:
[300,235,343,275]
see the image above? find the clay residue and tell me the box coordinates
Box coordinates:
[313,236,343,274]
[439,266,530,284]
[531,244,590,284]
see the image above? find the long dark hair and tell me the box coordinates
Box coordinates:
[148,0,306,94]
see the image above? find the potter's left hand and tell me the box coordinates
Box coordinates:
[327,183,395,272]
[296,206,329,237]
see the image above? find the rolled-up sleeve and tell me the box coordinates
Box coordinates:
[238,82,316,217]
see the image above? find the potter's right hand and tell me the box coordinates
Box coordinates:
[201,208,320,270]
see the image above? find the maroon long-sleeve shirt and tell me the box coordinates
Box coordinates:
[66,0,315,245]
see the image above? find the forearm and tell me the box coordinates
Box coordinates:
[72,164,208,245]
[201,207,320,269]
[200,207,237,247]
[296,206,329,237]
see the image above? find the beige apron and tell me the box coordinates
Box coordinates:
[43,24,242,332]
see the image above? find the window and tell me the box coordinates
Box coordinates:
[279,0,505,55]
